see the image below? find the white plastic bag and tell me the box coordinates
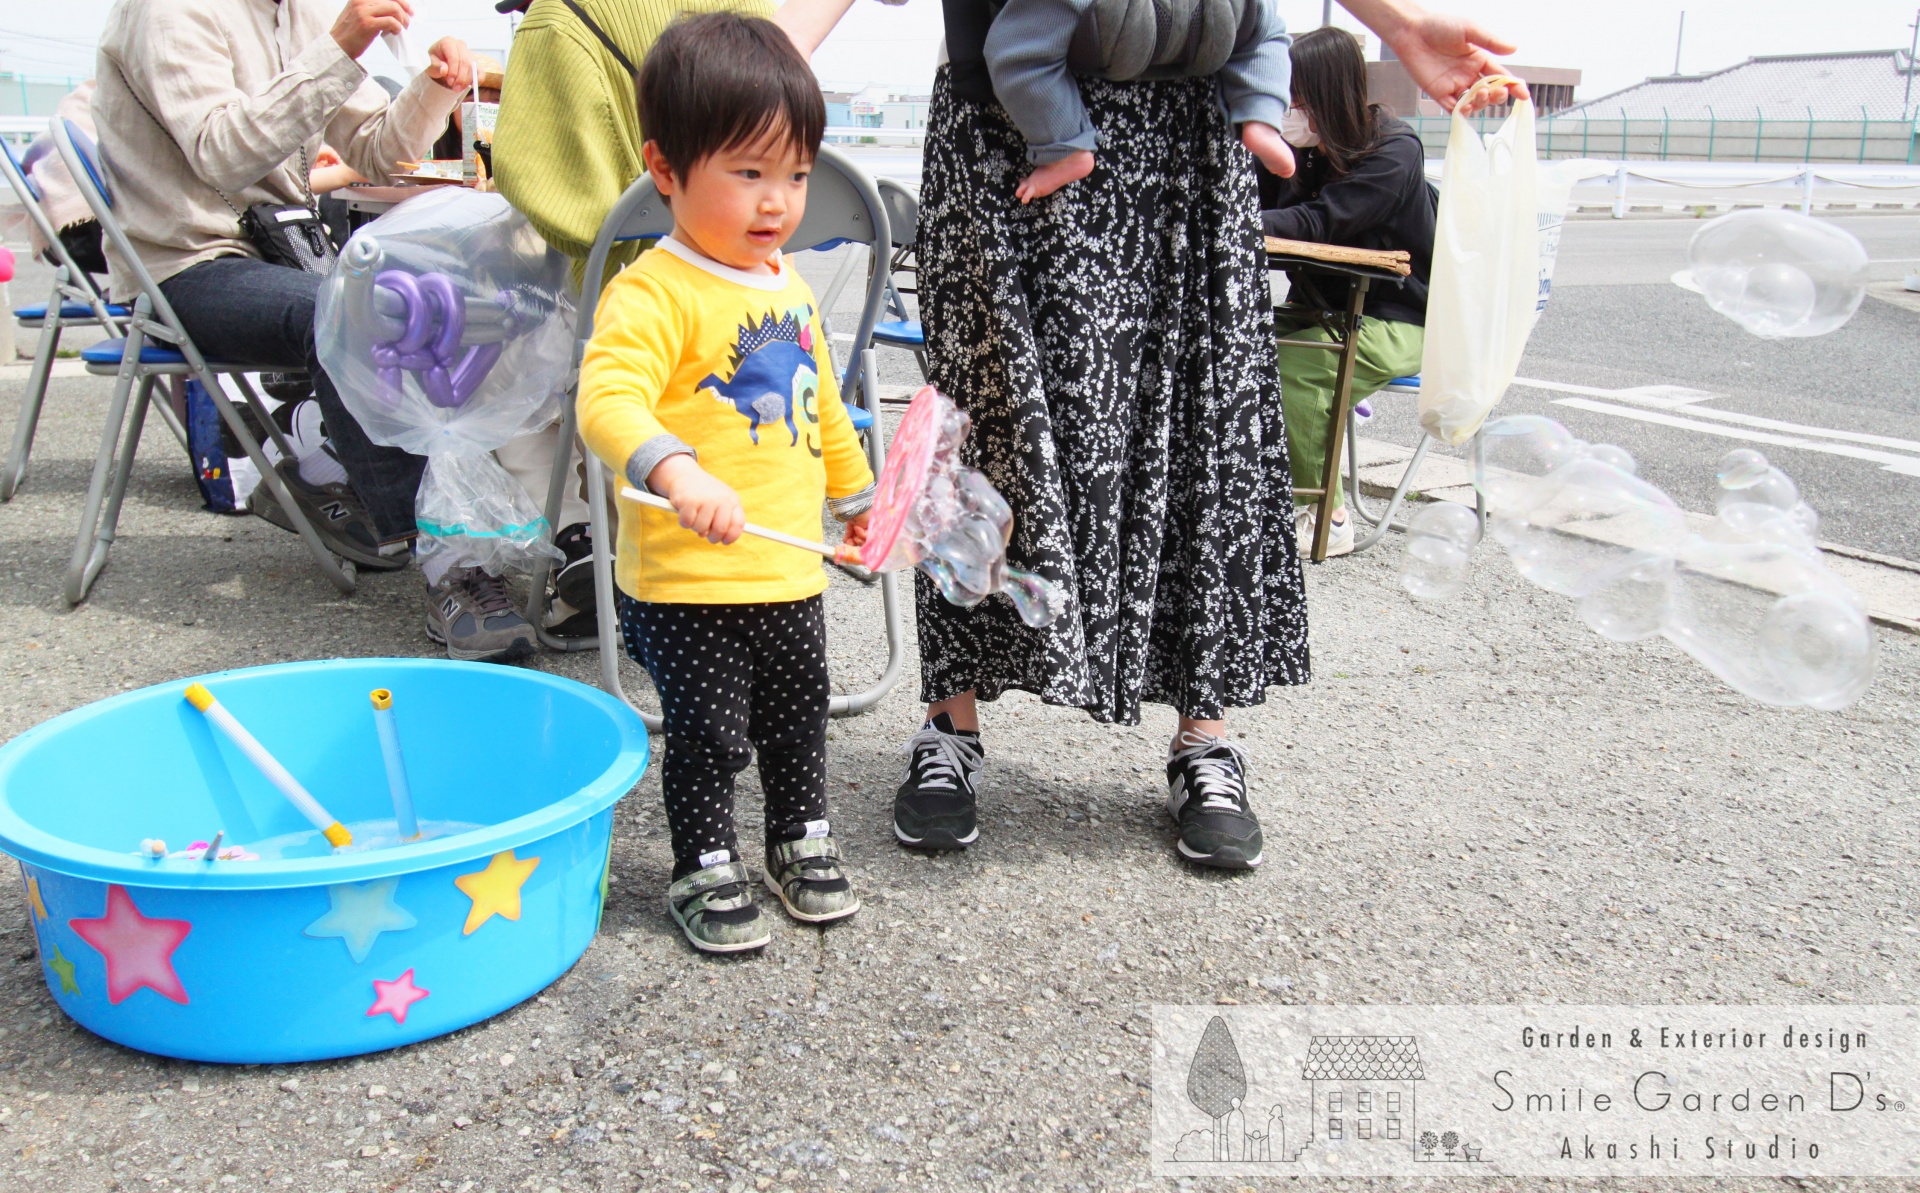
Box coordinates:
[315,188,574,574]
[1418,97,1540,447]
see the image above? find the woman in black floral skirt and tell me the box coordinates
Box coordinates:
[888,0,1527,871]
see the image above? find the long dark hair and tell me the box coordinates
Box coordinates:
[1289,27,1384,178]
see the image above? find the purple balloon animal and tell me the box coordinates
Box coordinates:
[366,271,506,409]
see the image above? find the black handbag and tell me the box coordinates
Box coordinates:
[239,199,338,275]
[239,199,337,274]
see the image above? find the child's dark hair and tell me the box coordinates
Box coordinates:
[638,12,826,179]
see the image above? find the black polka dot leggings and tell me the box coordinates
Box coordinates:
[618,594,831,877]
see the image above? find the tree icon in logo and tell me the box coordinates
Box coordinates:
[1187,1015,1248,1161]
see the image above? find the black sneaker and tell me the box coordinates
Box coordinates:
[1165,730,1264,869]
[248,462,409,572]
[893,713,982,850]
[551,522,597,614]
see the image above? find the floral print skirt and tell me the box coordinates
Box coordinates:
[913,67,1311,724]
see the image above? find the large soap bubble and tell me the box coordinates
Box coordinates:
[1403,424,1875,710]
[852,386,1064,627]
[1688,210,1868,339]
[1399,501,1480,601]
[316,189,575,573]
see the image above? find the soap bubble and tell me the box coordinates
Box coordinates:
[1490,457,1687,598]
[1445,414,1875,709]
[1400,502,1481,601]
[1716,448,1770,489]
[1688,210,1868,338]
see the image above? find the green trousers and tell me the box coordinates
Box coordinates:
[1275,314,1425,513]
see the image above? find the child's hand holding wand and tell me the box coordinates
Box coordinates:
[650,455,746,544]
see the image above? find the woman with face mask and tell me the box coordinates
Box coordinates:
[1262,25,1438,557]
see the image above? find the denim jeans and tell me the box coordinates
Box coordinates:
[159,255,424,542]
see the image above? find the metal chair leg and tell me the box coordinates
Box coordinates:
[149,383,190,456]
[585,449,660,732]
[64,343,146,606]
[76,376,158,597]
[827,348,904,716]
[3,283,68,502]
[1351,435,1435,554]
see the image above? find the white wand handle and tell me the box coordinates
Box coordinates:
[184,684,352,848]
[619,486,844,559]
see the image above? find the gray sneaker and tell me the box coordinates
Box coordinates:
[666,860,770,953]
[424,567,536,663]
[248,462,409,572]
[763,836,860,923]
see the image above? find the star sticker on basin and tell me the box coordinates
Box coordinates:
[304,877,419,963]
[68,885,191,1005]
[453,850,540,935]
[25,875,47,922]
[46,945,79,997]
[366,968,429,1025]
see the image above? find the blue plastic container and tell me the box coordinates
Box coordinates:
[0,659,649,1063]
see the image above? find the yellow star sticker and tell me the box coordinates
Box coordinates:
[47,945,78,996]
[26,875,47,922]
[453,850,540,935]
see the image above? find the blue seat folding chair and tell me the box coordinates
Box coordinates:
[817,176,926,386]
[50,118,357,605]
[529,144,904,729]
[0,134,179,502]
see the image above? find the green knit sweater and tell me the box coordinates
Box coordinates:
[493,0,776,291]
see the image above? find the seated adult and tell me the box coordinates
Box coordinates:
[94,0,536,662]
[1261,25,1435,558]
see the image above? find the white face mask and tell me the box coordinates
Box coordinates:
[1281,108,1320,148]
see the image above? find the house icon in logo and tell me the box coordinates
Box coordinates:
[1302,1035,1422,1149]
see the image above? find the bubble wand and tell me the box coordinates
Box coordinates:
[369,690,419,840]
[184,684,352,848]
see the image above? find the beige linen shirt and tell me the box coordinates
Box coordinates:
[93,0,462,296]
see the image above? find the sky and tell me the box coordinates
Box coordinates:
[5,1,1918,105]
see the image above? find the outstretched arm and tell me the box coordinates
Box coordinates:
[772,0,860,58]
[1338,0,1528,113]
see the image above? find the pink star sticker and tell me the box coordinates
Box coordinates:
[68,885,191,1006]
[366,968,430,1025]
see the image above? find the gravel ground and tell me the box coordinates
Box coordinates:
[0,357,1917,1193]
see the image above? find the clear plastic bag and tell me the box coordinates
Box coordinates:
[315,188,574,572]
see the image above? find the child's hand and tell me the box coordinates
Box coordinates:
[649,456,745,545]
[841,510,871,549]
[1015,149,1095,204]
[1241,121,1295,178]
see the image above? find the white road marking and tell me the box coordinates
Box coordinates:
[1549,397,1920,477]
[1512,376,1717,408]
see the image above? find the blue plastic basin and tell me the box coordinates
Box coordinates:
[0,659,649,1063]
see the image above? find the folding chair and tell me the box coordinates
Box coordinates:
[1341,375,1487,554]
[529,144,904,729]
[51,118,358,605]
[0,135,182,502]
[817,176,925,383]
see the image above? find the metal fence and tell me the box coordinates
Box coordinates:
[0,74,84,120]
[1404,110,1920,164]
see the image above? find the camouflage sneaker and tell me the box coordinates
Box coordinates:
[666,860,770,953]
[763,834,860,924]
[424,567,535,664]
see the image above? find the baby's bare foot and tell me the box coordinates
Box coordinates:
[1015,149,1096,203]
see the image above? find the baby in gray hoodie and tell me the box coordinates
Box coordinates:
[985,0,1296,200]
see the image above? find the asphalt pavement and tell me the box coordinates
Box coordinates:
[0,217,1915,1192]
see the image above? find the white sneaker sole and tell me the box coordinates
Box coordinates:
[893,822,980,848]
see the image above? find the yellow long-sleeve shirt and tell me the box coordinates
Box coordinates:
[579,239,875,604]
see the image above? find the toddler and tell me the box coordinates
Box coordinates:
[578,12,874,953]
[984,0,1298,200]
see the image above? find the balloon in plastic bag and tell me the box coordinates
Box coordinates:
[315,189,575,572]
[843,386,1064,627]
[1401,417,1875,709]
[1688,210,1868,339]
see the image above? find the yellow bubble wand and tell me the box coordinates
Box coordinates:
[184,683,352,848]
